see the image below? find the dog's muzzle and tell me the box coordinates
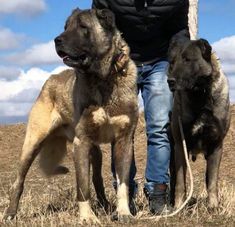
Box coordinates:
[54,36,90,68]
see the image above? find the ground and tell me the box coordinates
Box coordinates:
[0,106,234,226]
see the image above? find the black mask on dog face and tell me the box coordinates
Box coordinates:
[54,8,116,73]
[168,37,213,92]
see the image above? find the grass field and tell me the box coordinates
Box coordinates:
[0,106,234,226]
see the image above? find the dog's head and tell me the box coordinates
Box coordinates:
[55,8,116,75]
[167,30,213,92]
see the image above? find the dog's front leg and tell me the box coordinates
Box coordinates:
[206,145,222,209]
[90,145,110,212]
[73,137,100,224]
[174,142,187,209]
[112,135,133,222]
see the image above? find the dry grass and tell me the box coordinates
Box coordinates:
[0,180,234,226]
[0,106,235,226]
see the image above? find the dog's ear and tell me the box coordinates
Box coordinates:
[96,9,115,31]
[197,39,212,62]
[72,7,82,14]
[168,29,190,64]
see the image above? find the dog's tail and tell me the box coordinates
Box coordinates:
[39,136,69,176]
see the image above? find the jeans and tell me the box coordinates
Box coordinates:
[111,60,172,194]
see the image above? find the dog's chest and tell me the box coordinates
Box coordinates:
[74,77,138,144]
[184,111,221,153]
[85,79,132,114]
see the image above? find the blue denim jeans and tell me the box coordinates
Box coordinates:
[139,60,172,185]
[111,60,172,194]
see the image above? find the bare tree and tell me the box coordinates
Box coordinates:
[188,0,198,40]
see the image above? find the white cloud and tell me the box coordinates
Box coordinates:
[220,63,235,75]
[212,35,235,63]
[212,36,235,103]
[227,75,235,103]
[0,27,25,50]
[0,66,21,81]
[0,67,49,102]
[5,41,62,66]
[0,102,33,118]
[0,66,69,101]
[0,0,46,17]
[0,65,69,124]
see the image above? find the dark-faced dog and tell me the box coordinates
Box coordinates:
[168,30,231,209]
[4,9,138,223]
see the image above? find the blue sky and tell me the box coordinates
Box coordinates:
[0,0,235,124]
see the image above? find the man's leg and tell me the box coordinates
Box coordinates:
[139,61,173,214]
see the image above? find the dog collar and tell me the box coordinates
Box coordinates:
[111,51,129,76]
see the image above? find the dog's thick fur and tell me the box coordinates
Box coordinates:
[4,9,138,223]
[168,30,231,209]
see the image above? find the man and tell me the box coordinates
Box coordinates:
[92,0,189,214]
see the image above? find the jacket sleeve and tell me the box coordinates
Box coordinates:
[92,0,109,9]
[164,0,189,38]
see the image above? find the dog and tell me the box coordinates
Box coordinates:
[167,30,231,209]
[4,8,138,223]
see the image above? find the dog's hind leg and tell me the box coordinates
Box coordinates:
[3,104,62,221]
[3,144,41,221]
[205,145,222,208]
[90,145,110,212]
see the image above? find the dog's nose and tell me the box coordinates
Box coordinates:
[167,78,176,87]
[167,78,176,91]
[54,36,63,45]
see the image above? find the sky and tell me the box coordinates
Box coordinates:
[0,0,235,124]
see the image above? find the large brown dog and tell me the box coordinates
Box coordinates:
[4,9,138,223]
[167,30,230,209]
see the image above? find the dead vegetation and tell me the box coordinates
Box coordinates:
[0,105,234,226]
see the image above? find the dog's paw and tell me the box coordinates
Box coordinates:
[78,201,101,225]
[79,215,101,225]
[208,196,219,209]
[2,212,16,221]
[111,211,134,223]
[79,209,101,225]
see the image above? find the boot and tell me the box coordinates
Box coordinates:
[144,183,170,215]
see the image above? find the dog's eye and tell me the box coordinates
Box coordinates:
[80,24,87,29]
[183,56,191,62]
[79,23,89,35]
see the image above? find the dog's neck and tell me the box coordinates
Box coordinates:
[110,32,130,76]
[182,87,214,115]
[186,52,221,111]
[75,32,130,80]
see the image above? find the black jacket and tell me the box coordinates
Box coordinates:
[92,0,189,63]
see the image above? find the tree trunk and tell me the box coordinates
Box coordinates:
[188,0,198,40]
